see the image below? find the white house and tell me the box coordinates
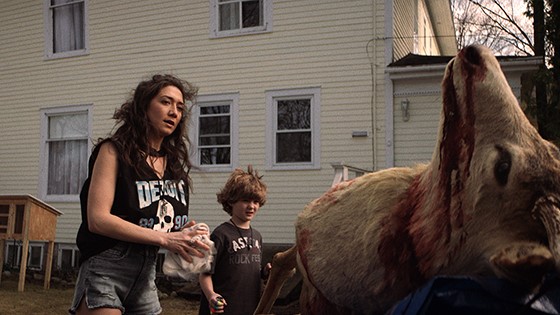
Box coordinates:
[3,0,537,273]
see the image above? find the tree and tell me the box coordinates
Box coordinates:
[544,0,560,140]
[453,0,560,141]
[525,0,560,140]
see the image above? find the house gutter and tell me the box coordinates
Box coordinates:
[386,57,542,79]
[387,63,448,79]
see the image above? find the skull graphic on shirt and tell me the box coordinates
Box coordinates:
[154,198,174,232]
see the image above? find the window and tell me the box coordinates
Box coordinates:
[44,0,88,59]
[39,105,92,202]
[266,88,321,170]
[192,94,239,172]
[209,0,272,38]
[28,245,43,270]
[57,244,80,269]
[0,204,24,235]
[3,241,44,270]
[4,241,22,269]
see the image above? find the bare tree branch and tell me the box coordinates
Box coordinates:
[472,0,534,52]
[453,0,534,55]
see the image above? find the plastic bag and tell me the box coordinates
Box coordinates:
[162,223,216,280]
[387,273,560,315]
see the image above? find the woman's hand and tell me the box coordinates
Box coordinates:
[163,221,211,262]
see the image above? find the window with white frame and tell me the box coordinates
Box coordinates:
[57,244,80,269]
[266,88,321,170]
[192,94,239,171]
[28,245,44,270]
[40,105,91,202]
[44,0,88,59]
[4,241,22,269]
[3,241,44,270]
[209,0,272,38]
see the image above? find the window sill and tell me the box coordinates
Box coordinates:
[192,165,235,173]
[209,28,272,39]
[44,49,89,60]
[266,163,321,171]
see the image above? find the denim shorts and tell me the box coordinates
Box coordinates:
[68,242,161,315]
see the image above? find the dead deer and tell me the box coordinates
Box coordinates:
[255,45,560,315]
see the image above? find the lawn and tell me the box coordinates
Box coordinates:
[0,274,200,315]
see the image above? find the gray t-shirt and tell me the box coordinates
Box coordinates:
[199,221,263,315]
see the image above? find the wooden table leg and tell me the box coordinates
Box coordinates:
[44,241,55,289]
[18,239,29,292]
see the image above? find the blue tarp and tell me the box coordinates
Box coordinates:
[387,273,560,315]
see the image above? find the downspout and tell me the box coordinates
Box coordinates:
[384,0,395,168]
[368,0,378,171]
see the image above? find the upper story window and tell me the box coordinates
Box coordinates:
[191,93,239,172]
[39,105,92,202]
[209,0,272,38]
[44,0,89,59]
[266,88,321,170]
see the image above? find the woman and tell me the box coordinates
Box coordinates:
[69,74,209,315]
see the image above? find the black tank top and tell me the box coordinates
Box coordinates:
[76,140,190,264]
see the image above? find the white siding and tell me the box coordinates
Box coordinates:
[393,92,441,166]
[393,0,416,60]
[0,0,461,246]
[417,0,440,56]
[393,0,448,59]
[0,0,387,244]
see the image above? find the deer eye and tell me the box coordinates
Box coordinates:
[494,146,511,186]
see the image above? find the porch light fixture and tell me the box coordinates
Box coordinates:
[401,99,410,122]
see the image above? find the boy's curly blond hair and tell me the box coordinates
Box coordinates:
[217,165,267,215]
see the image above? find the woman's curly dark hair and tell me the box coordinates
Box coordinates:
[99,74,198,184]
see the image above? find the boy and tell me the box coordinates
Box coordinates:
[199,165,271,315]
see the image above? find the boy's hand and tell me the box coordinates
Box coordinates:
[210,295,226,314]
